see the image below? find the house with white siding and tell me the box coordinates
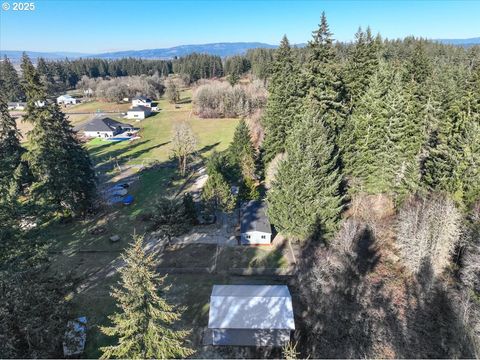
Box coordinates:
[126,105,151,120]
[81,117,133,138]
[57,94,78,105]
[131,95,152,108]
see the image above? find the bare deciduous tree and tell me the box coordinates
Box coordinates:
[331,218,364,255]
[171,121,197,176]
[396,195,462,276]
[265,152,286,189]
[165,79,180,104]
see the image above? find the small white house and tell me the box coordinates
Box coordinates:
[131,95,152,108]
[126,106,151,120]
[57,94,78,105]
[35,100,47,107]
[240,201,272,245]
[10,102,27,110]
[82,117,133,138]
[208,285,295,346]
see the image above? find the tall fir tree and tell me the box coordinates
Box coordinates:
[0,96,25,198]
[0,56,25,102]
[100,235,193,359]
[267,111,343,239]
[344,63,424,198]
[344,27,380,105]
[304,12,347,144]
[21,54,96,215]
[422,58,480,207]
[229,119,255,174]
[229,120,259,200]
[262,35,303,163]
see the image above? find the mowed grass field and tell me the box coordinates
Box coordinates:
[86,89,238,167]
[64,100,131,114]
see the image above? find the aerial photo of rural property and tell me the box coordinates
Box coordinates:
[0,0,479,358]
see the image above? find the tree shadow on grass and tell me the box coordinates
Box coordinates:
[198,142,221,156]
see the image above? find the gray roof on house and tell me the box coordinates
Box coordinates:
[132,95,152,102]
[82,117,133,132]
[241,200,272,234]
[128,106,150,112]
[208,285,295,330]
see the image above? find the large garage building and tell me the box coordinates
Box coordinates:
[207,285,295,347]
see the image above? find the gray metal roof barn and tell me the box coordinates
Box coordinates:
[207,285,295,347]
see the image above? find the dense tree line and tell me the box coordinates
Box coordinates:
[172,53,223,83]
[261,12,480,357]
[265,13,480,240]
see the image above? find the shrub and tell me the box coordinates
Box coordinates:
[396,195,462,275]
[192,80,266,118]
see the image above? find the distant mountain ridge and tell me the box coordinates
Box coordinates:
[94,42,278,59]
[435,37,480,47]
[0,42,278,63]
[2,38,479,63]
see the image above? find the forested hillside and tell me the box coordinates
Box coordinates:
[261,14,480,358]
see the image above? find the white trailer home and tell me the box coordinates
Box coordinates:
[131,95,152,108]
[208,285,295,347]
[57,94,78,105]
[126,106,151,120]
[240,201,272,245]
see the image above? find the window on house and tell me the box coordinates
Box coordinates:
[261,235,266,239]
[246,235,251,239]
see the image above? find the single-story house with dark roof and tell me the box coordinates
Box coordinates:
[82,117,134,138]
[132,95,152,108]
[240,201,272,245]
[126,105,151,120]
[207,285,295,346]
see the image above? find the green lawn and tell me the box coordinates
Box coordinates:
[86,90,238,168]
[64,100,131,114]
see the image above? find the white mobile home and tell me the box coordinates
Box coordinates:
[57,94,78,105]
[240,201,272,245]
[126,106,151,120]
[131,95,152,108]
[208,285,295,347]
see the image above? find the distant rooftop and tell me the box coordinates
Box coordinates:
[129,106,150,112]
[132,95,152,101]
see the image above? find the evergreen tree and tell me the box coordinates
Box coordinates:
[262,35,302,163]
[0,96,25,198]
[304,12,347,143]
[0,56,24,101]
[344,27,380,104]
[21,54,96,215]
[100,235,193,359]
[202,170,236,212]
[344,64,424,198]
[229,119,255,170]
[267,111,343,239]
[422,59,480,207]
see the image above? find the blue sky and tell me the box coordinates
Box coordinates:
[1,0,479,53]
